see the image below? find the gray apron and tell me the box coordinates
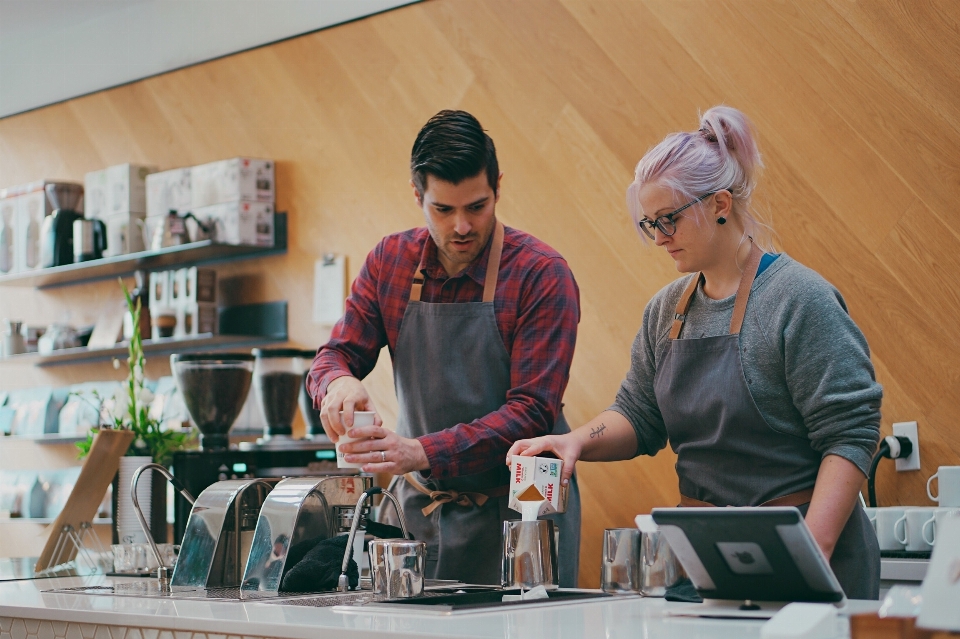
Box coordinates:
[652,244,879,600]
[380,222,581,586]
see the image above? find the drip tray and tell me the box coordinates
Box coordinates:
[335,589,615,616]
[43,581,495,604]
[261,586,500,608]
[44,584,291,602]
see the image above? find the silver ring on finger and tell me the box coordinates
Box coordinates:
[380,451,386,463]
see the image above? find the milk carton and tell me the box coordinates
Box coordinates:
[509,455,567,517]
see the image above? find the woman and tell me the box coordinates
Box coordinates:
[507,106,882,599]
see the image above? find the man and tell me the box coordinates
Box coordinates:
[307,110,581,586]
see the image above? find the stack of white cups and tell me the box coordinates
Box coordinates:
[864,465,960,552]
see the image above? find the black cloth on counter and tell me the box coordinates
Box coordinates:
[664,577,702,603]
[363,520,411,541]
[279,534,358,593]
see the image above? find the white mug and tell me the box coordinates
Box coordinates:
[894,508,935,552]
[862,507,878,534]
[875,507,906,551]
[335,410,376,469]
[927,466,960,507]
[921,508,960,547]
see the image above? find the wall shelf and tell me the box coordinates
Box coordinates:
[0,213,287,289]
[0,301,289,368]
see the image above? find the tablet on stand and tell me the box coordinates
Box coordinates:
[643,507,846,619]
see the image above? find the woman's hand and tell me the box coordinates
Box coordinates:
[506,434,583,486]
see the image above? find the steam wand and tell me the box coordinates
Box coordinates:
[338,486,409,592]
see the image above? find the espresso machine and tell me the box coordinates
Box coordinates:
[169,351,344,543]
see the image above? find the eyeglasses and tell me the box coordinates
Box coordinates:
[636,191,718,240]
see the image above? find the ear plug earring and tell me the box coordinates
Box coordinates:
[717,217,727,225]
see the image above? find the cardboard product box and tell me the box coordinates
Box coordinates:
[146,168,192,217]
[86,164,156,219]
[149,270,170,309]
[197,201,274,247]
[176,302,217,338]
[0,195,18,274]
[509,455,568,517]
[183,266,216,304]
[191,157,274,208]
[102,210,147,257]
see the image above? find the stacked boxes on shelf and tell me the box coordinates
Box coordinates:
[149,267,217,340]
[0,181,84,276]
[146,157,275,248]
[192,158,275,246]
[84,164,156,257]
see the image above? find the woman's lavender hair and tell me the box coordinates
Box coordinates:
[626,106,774,249]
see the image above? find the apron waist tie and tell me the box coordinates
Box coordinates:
[403,473,510,516]
[679,487,815,508]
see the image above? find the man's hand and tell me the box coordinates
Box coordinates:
[319,376,382,441]
[339,425,430,475]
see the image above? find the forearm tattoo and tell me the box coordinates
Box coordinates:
[589,423,607,438]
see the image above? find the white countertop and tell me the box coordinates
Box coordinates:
[0,576,882,639]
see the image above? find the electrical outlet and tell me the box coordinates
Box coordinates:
[892,421,920,471]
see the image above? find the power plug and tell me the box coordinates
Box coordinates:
[892,421,920,471]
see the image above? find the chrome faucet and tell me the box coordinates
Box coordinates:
[130,463,196,591]
[337,486,409,592]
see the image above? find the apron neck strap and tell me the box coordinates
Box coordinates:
[668,240,764,339]
[409,221,505,302]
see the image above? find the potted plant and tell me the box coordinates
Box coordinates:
[77,278,194,543]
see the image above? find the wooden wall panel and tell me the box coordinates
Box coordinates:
[2,0,959,586]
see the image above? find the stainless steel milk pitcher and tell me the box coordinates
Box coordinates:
[601,528,641,593]
[639,529,684,597]
[369,539,426,598]
[501,519,559,590]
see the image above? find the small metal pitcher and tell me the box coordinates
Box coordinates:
[601,528,640,593]
[639,530,684,597]
[369,539,426,598]
[501,519,559,590]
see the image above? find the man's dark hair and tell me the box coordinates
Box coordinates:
[410,110,499,196]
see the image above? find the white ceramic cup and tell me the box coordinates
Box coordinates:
[336,410,376,469]
[876,507,906,551]
[894,508,935,552]
[863,507,878,535]
[927,466,960,507]
[922,508,960,547]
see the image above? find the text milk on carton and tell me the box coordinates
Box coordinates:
[509,455,568,517]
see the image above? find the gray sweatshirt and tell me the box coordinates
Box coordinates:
[610,254,882,476]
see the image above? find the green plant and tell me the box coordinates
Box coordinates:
[76,278,193,466]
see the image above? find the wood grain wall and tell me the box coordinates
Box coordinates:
[1,0,959,586]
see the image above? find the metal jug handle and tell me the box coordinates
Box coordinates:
[338,486,410,592]
[131,463,196,590]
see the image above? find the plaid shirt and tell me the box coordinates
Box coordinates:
[307,225,580,480]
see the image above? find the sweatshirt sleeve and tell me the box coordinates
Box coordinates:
[777,275,882,476]
[609,297,671,458]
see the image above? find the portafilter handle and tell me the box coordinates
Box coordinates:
[337,486,410,592]
[131,463,196,591]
